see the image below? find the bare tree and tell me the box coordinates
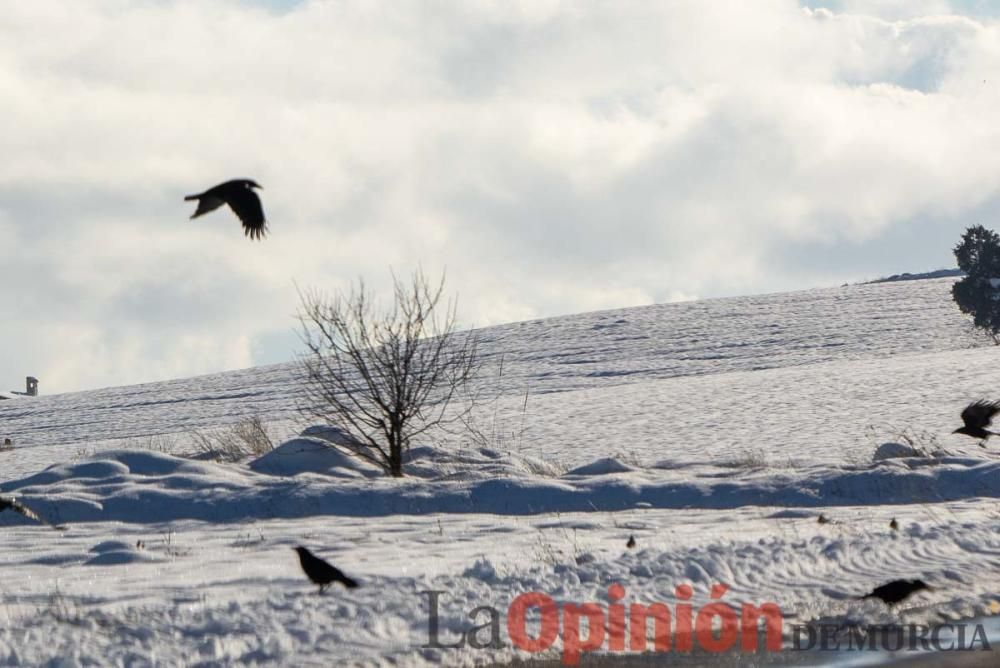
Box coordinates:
[297,270,480,477]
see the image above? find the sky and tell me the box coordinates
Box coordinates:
[3,0,1000,394]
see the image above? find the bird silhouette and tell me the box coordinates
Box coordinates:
[626,535,636,549]
[861,579,930,605]
[293,546,359,593]
[889,518,899,531]
[953,400,1000,446]
[0,495,66,530]
[817,514,830,525]
[185,179,267,240]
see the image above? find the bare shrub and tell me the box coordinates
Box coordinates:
[71,445,95,462]
[41,586,87,627]
[864,424,944,461]
[459,354,531,452]
[721,446,769,470]
[298,270,481,477]
[532,517,589,566]
[121,433,178,454]
[191,416,275,462]
[39,587,149,634]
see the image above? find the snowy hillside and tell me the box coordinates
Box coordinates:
[0,278,982,464]
[2,277,1000,666]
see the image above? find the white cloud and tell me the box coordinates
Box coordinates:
[1,0,1000,392]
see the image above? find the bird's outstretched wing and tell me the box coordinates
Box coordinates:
[961,400,1000,430]
[0,496,67,531]
[227,189,267,240]
[186,195,226,219]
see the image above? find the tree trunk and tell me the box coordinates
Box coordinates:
[389,423,404,477]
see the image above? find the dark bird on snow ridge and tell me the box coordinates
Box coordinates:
[953,399,1000,446]
[817,514,830,525]
[0,495,66,531]
[294,546,359,593]
[861,579,930,606]
[626,535,636,549]
[185,179,267,240]
[889,518,899,531]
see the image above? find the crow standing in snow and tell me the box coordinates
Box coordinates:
[861,579,930,606]
[294,546,359,593]
[185,179,267,240]
[953,400,1000,446]
[0,495,66,530]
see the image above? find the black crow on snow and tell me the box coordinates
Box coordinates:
[953,400,1000,446]
[185,179,267,240]
[861,579,930,606]
[0,495,66,531]
[293,546,359,593]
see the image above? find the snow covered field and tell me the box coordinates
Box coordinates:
[2,277,1000,666]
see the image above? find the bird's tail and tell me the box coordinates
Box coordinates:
[338,574,360,589]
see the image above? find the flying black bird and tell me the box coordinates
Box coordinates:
[0,495,66,531]
[185,179,267,240]
[293,546,359,593]
[861,579,930,606]
[626,535,636,549]
[953,400,1000,446]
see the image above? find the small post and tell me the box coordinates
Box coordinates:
[26,376,38,397]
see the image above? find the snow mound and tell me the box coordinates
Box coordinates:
[85,550,158,566]
[300,424,366,448]
[84,540,160,566]
[873,442,926,460]
[564,457,636,476]
[400,444,565,481]
[249,436,382,478]
[8,448,1000,524]
[9,450,219,488]
[0,450,265,523]
[90,540,134,553]
[251,428,566,481]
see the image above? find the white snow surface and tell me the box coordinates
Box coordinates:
[2,277,1000,665]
